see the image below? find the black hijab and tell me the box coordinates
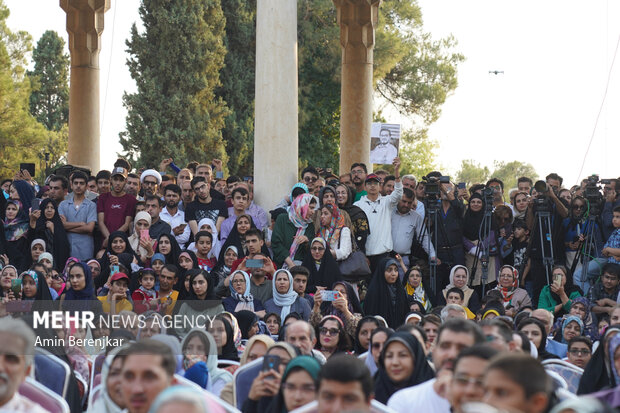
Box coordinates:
[301,239,343,294]
[364,258,409,328]
[177,249,199,298]
[578,326,620,394]
[216,315,240,361]
[353,316,381,354]
[517,317,559,361]
[320,280,363,318]
[155,233,181,267]
[185,269,218,311]
[98,231,140,289]
[374,332,435,404]
[235,310,259,340]
[462,193,485,241]
[33,199,71,272]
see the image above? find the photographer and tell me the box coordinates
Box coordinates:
[525,177,569,305]
[425,173,465,293]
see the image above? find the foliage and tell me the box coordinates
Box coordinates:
[216,0,256,176]
[28,30,69,132]
[490,160,538,194]
[455,159,538,200]
[0,1,48,178]
[120,0,230,169]
[398,128,439,179]
[455,160,491,187]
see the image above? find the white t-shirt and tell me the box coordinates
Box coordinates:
[387,379,450,413]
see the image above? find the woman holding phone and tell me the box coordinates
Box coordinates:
[128,211,155,263]
[537,265,583,317]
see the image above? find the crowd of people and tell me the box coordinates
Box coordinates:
[0,155,619,413]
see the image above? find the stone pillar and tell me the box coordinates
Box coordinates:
[254,0,299,210]
[333,0,381,174]
[60,0,110,173]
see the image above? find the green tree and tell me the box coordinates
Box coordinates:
[490,160,538,195]
[216,0,256,176]
[0,1,47,178]
[456,160,490,187]
[399,128,439,179]
[120,0,230,169]
[28,30,69,132]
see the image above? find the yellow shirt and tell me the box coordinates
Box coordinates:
[159,290,179,316]
[98,296,133,314]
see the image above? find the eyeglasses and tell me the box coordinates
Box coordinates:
[282,382,316,393]
[232,279,245,284]
[320,327,340,336]
[453,373,484,387]
[568,349,591,355]
[499,274,514,279]
[311,247,325,252]
[304,176,318,183]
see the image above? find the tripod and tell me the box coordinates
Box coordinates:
[426,198,455,296]
[534,209,555,286]
[569,213,603,292]
[469,205,494,296]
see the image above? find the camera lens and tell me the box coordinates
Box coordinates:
[534,180,547,193]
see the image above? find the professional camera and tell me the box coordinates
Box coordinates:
[532,180,552,212]
[422,175,450,200]
[481,186,494,212]
[584,174,604,215]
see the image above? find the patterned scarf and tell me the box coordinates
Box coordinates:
[318,204,345,245]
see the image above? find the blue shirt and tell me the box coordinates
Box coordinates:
[604,228,620,264]
[58,194,97,261]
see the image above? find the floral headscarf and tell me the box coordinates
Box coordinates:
[318,204,345,245]
[3,200,28,241]
[496,265,519,303]
[288,193,317,259]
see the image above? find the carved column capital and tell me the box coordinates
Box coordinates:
[60,0,110,68]
[333,0,381,65]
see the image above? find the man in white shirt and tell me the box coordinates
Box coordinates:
[159,184,190,247]
[388,319,484,413]
[0,318,50,413]
[354,157,403,272]
[392,187,436,274]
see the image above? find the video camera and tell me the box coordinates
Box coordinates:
[532,180,553,213]
[422,175,450,201]
[481,186,494,212]
[584,175,604,215]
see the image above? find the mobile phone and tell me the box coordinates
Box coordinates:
[31,198,41,211]
[10,279,21,296]
[140,230,150,240]
[321,290,339,301]
[246,259,263,268]
[553,273,562,287]
[215,171,224,179]
[243,176,253,182]
[262,354,281,376]
[111,265,120,276]
[19,163,35,177]
[458,182,466,190]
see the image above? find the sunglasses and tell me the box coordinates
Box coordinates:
[320,327,339,336]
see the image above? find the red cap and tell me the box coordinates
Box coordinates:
[110,272,129,282]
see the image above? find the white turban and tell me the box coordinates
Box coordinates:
[140,169,162,185]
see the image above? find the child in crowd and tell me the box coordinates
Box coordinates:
[131,269,160,314]
[97,272,133,314]
[195,231,216,271]
[446,287,475,319]
[602,206,620,264]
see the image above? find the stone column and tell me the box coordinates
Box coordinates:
[60,0,110,173]
[333,0,381,174]
[254,0,299,210]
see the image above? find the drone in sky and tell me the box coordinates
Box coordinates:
[489,70,504,75]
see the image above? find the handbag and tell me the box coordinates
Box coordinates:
[337,231,371,280]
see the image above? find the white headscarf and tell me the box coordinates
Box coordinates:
[229,270,255,312]
[180,328,232,390]
[272,269,298,321]
[89,346,127,413]
[197,217,220,259]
